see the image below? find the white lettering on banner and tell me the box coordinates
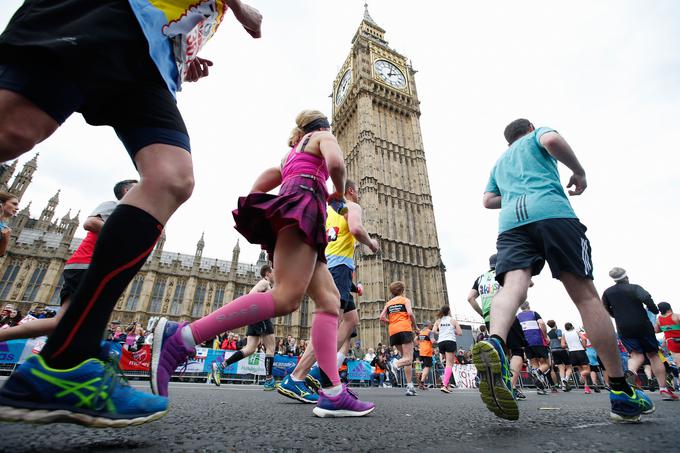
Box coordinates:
[452,364,477,389]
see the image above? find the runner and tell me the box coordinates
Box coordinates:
[0,0,262,427]
[0,191,18,256]
[583,331,602,393]
[0,180,135,343]
[380,281,418,396]
[433,306,462,394]
[211,264,276,390]
[151,110,375,418]
[468,254,529,401]
[546,320,572,391]
[417,321,435,390]
[656,302,680,373]
[276,179,379,403]
[516,301,550,394]
[603,267,677,401]
[562,323,593,394]
[474,119,651,422]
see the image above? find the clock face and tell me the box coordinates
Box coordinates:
[374,59,407,89]
[335,69,352,105]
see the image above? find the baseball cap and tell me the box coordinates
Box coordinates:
[609,267,627,281]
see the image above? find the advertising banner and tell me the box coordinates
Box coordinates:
[181,347,209,373]
[0,339,27,364]
[452,364,477,388]
[236,352,265,376]
[119,345,152,371]
[272,354,298,377]
[347,360,372,381]
[203,349,238,374]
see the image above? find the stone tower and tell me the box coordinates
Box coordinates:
[9,154,38,200]
[331,5,448,347]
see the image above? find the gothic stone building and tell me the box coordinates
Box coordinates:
[0,156,313,340]
[331,8,449,348]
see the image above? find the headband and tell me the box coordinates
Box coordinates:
[302,117,330,133]
[612,272,627,281]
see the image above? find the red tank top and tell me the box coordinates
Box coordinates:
[659,313,680,340]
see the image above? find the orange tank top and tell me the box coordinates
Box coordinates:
[418,327,433,357]
[386,296,412,336]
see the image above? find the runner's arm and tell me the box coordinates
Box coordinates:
[405,298,417,328]
[379,304,388,324]
[0,228,10,256]
[226,0,263,39]
[250,167,282,193]
[318,132,346,198]
[346,202,379,252]
[453,320,463,337]
[539,131,587,196]
[83,216,105,233]
[636,286,658,314]
[655,321,661,334]
[483,192,501,209]
[467,288,483,317]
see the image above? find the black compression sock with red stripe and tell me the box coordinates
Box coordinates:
[41,204,162,369]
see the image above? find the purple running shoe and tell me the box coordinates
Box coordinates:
[312,385,375,418]
[150,318,195,397]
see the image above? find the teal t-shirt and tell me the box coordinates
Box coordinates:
[485,127,577,233]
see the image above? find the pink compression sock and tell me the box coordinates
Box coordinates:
[311,312,340,387]
[189,292,275,344]
[443,366,452,387]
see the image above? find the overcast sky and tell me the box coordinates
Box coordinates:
[2,1,679,327]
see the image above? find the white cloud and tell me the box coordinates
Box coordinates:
[2,0,678,327]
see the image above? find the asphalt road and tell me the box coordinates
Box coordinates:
[0,379,676,452]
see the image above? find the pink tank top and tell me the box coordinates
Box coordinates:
[281,133,329,183]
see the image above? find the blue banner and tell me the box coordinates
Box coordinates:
[272,354,298,377]
[0,339,27,364]
[347,360,372,381]
[203,349,239,374]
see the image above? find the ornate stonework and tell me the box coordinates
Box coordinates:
[0,158,312,340]
[331,8,449,348]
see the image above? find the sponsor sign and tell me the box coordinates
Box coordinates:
[347,360,373,381]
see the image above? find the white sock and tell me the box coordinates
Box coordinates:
[290,373,303,382]
[325,384,343,396]
[336,352,346,369]
[180,325,196,349]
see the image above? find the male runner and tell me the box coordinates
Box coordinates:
[0,180,136,343]
[0,0,262,427]
[467,254,528,400]
[211,264,276,390]
[516,301,550,394]
[546,320,571,391]
[417,321,435,390]
[277,179,380,403]
[473,119,652,423]
[603,268,677,401]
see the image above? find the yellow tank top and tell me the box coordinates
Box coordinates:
[325,206,355,269]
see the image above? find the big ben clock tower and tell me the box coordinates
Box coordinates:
[332,5,449,347]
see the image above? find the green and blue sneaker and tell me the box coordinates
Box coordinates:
[262,377,276,391]
[211,361,223,387]
[276,375,318,403]
[306,366,322,392]
[0,355,167,427]
[472,338,519,421]
[610,388,655,423]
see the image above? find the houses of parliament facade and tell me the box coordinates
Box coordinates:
[0,8,449,347]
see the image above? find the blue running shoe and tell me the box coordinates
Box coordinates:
[306,366,322,392]
[0,355,168,427]
[276,375,318,403]
[610,388,654,423]
[472,338,519,421]
[262,377,276,391]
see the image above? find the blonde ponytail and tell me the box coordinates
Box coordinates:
[287,110,328,147]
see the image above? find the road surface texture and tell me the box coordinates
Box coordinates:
[0,380,676,452]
